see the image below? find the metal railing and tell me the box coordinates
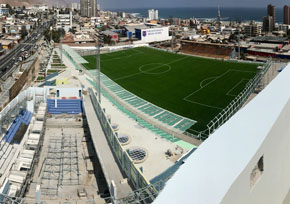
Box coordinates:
[67,46,273,142]
[185,58,273,140]
[88,88,157,203]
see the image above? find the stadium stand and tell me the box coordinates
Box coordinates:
[47,99,83,114]
[3,110,33,144]
[181,41,234,59]
[86,77,196,150]
[126,97,147,108]
[97,74,196,134]
[0,109,33,177]
[96,73,197,133]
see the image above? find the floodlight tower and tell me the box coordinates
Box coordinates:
[171,30,175,52]
[60,23,65,65]
[238,28,241,60]
[96,32,103,103]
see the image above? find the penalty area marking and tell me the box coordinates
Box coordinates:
[226,78,250,97]
[200,77,218,88]
[183,69,255,110]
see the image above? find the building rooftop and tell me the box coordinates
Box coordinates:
[102,30,118,36]
[251,36,288,43]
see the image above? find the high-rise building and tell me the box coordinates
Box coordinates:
[117,11,126,18]
[56,10,73,32]
[80,0,98,17]
[284,5,290,25]
[155,10,158,20]
[148,9,158,20]
[245,22,262,37]
[72,3,80,10]
[263,15,274,32]
[267,4,275,30]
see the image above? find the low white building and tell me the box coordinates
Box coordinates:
[56,11,73,32]
[135,27,172,43]
[28,4,48,13]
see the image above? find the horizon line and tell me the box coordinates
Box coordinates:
[103,6,287,10]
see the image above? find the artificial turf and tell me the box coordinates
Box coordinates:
[83,47,258,132]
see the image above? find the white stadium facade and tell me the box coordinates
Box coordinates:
[154,64,290,204]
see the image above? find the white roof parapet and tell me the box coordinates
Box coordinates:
[62,44,89,64]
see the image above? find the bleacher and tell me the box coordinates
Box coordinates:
[0,110,33,176]
[3,110,33,144]
[89,74,198,133]
[182,42,233,59]
[47,99,83,114]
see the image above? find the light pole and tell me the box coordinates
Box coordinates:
[60,24,64,65]
[171,30,174,52]
[238,29,241,60]
[50,26,52,43]
[96,38,102,103]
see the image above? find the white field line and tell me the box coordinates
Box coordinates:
[183,99,224,110]
[184,69,232,100]
[90,49,144,62]
[113,56,189,81]
[200,77,218,88]
[102,49,144,62]
[183,69,255,110]
[226,78,250,97]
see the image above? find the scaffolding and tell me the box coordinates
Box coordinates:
[40,129,80,196]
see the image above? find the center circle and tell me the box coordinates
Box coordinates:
[139,63,171,75]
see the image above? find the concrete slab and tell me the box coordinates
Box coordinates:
[83,95,133,199]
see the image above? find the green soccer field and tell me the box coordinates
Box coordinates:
[83,47,258,132]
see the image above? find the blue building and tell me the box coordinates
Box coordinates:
[0,8,9,15]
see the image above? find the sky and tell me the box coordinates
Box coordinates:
[98,0,286,9]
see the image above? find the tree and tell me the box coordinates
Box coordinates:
[20,26,28,39]
[43,28,65,43]
[6,4,15,15]
[69,28,76,34]
[240,51,246,60]
[44,28,51,41]
[103,35,112,45]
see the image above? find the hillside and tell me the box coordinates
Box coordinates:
[0,0,78,7]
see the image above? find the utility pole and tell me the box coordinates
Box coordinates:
[171,30,174,52]
[60,24,63,65]
[238,29,241,60]
[50,26,52,43]
[96,41,101,103]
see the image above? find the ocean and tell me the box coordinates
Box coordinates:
[110,7,284,23]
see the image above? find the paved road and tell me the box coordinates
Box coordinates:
[0,21,52,78]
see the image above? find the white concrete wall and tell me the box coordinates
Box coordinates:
[154,64,290,204]
[56,88,82,98]
[140,27,172,43]
[221,100,290,204]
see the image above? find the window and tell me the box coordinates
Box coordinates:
[250,156,264,189]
